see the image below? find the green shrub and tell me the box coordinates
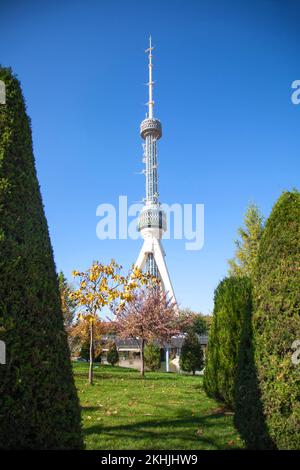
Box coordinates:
[107,342,119,366]
[144,343,161,371]
[80,341,90,361]
[251,190,300,449]
[94,351,102,363]
[192,314,209,335]
[180,332,204,375]
[203,310,219,399]
[203,276,252,408]
[0,67,83,449]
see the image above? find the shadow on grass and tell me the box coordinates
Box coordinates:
[74,364,204,380]
[83,411,239,450]
[75,371,186,382]
[81,406,102,412]
[234,301,276,449]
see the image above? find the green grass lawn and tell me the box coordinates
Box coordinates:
[74,363,245,450]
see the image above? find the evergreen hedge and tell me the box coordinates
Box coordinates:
[80,341,90,361]
[234,292,275,449]
[0,67,83,449]
[250,190,300,449]
[144,343,161,371]
[180,332,204,375]
[203,276,252,409]
[107,342,119,366]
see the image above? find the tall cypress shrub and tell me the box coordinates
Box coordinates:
[204,277,252,409]
[234,298,275,449]
[0,67,83,449]
[180,332,204,375]
[203,306,219,400]
[107,342,119,366]
[144,343,161,371]
[251,190,300,449]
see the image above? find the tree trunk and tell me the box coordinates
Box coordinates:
[89,322,94,385]
[140,340,145,377]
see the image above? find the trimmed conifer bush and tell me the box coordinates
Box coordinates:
[80,341,90,361]
[180,332,204,375]
[107,342,119,366]
[0,67,83,449]
[251,190,300,449]
[203,276,252,408]
[203,309,219,399]
[144,343,161,371]
[234,296,275,449]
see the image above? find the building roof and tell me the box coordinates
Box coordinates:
[102,334,208,351]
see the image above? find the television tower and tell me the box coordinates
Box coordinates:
[135,37,177,307]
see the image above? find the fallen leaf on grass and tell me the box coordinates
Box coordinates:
[211,407,234,416]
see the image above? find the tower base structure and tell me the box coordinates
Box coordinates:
[135,225,177,309]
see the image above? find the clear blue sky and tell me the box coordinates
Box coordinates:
[1,0,299,314]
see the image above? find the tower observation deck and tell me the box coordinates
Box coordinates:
[135,38,177,306]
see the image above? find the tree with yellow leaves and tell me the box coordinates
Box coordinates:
[70,260,155,384]
[68,315,105,361]
[228,203,264,278]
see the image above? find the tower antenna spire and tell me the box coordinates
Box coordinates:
[146,35,154,119]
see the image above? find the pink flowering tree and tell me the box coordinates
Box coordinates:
[113,286,190,376]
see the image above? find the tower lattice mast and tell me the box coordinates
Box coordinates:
[135,37,177,306]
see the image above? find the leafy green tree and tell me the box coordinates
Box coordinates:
[58,271,76,330]
[250,190,300,449]
[203,276,252,408]
[0,67,82,448]
[228,203,264,277]
[107,342,119,366]
[180,332,204,375]
[192,314,209,335]
[180,308,210,335]
[144,343,161,371]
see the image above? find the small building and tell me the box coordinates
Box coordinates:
[101,335,208,373]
